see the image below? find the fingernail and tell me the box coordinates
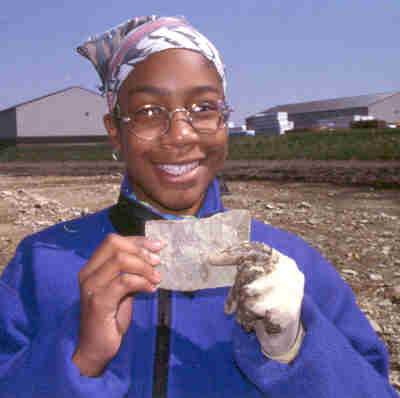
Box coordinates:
[153,270,162,283]
[151,240,167,248]
[154,239,168,248]
[150,283,159,292]
[150,253,160,264]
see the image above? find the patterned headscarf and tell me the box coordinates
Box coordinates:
[77,15,226,113]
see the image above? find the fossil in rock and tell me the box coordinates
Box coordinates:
[145,210,251,291]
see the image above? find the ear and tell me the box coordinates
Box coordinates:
[103,113,122,152]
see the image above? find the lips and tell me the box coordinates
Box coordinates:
[157,161,200,176]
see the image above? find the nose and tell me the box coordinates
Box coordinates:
[160,109,200,146]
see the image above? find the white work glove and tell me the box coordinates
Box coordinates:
[209,241,305,362]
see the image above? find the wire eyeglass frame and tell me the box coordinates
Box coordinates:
[114,101,233,140]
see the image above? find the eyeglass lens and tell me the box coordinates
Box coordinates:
[129,106,223,139]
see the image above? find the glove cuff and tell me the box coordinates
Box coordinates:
[261,322,305,364]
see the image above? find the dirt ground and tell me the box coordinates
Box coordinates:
[0,160,399,392]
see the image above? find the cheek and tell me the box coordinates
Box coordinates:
[120,133,148,159]
[213,131,229,161]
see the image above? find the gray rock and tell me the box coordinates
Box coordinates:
[370,273,383,281]
[379,299,393,307]
[342,268,358,277]
[385,286,400,304]
[145,210,251,291]
[298,201,312,208]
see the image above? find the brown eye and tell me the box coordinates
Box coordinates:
[135,106,165,122]
[191,102,219,113]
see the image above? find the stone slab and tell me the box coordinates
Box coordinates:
[145,210,250,291]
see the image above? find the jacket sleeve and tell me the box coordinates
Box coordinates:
[0,242,132,398]
[233,224,399,397]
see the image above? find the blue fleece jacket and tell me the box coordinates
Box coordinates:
[0,179,398,397]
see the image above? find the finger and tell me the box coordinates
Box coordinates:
[243,281,303,317]
[91,234,165,269]
[243,295,273,316]
[82,251,162,291]
[235,305,260,332]
[207,251,242,266]
[225,288,238,314]
[88,272,158,313]
[80,234,166,281]
[244,274,276,296]
[244,266,304,298]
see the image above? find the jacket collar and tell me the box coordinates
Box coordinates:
[108,178,224,236]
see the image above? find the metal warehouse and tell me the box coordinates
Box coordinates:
[0,87,108,145]
[246,91,400,134]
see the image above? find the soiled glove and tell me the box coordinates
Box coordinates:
[209,242,305,362]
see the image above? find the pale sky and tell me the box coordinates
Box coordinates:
[1,0,399,125]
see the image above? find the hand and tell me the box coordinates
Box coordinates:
[72,234,165,377]
[209,241,305,359]
[244,250,305,359]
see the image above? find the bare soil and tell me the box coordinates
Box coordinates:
[0,160,399,392]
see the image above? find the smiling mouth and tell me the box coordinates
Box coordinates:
[157,161,200,176]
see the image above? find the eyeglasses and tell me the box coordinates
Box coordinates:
[115,101,232,140]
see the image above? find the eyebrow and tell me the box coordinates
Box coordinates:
[127,85,222,98]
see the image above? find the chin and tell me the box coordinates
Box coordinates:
[157,191,206,215]
[162,199,199,213]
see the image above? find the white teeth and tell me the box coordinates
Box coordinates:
[158,161,199,176]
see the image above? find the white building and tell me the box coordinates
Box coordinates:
[0,87,108,144]
[247,91,400,133]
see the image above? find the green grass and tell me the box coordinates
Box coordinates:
[0,145,16,162]
[228,128,400,161]
[1,143,113,162]
[1,128,399,162]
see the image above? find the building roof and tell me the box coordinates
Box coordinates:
[0,86,103,113]
[258,91,400,115]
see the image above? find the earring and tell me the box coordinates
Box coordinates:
[112,150,120,161]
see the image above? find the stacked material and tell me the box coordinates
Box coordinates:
[248,112,294,136]
[229,125,256,136]
[316,116,354,129]
[353,115,375,122]
[229,126,249,136]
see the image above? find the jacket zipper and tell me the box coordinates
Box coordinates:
[152,289,172,398]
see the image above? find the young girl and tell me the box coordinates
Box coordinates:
[0,15,398,398]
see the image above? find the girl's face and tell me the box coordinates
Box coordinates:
[104,48,228,216]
